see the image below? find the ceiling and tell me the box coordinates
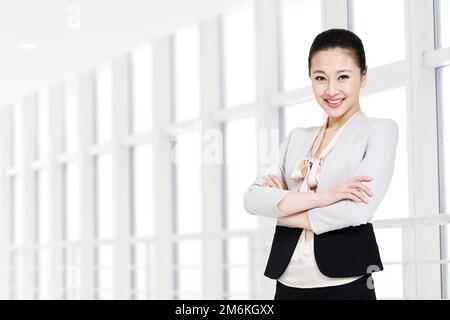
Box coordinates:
[0,0,245,106]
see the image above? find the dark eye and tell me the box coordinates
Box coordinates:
[339,75,349,80]
[315,76,325,81]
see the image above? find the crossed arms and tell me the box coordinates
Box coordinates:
[243,120,399,235]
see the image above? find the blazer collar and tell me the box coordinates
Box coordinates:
[305,111,367,159]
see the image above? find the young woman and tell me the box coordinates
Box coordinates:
[243,28,399,300]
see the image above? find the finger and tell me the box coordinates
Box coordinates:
[351,189,369,203]
[265,177,276,188]
[271,175,287,189]
[345,193,363,203]
[356,182,373,197]
[268,175,283,189]
[349,182,373,197]
[268,174,280,188]
[353,176,373,182]
[273,175,288,189]
[343,187,368,203]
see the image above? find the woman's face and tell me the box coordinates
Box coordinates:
[310,47,367,119]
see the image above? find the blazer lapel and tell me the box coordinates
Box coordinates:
[326,111,367,156]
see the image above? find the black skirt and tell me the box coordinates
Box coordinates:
[274,273,377,300]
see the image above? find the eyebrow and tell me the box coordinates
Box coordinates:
[312,69,353,74]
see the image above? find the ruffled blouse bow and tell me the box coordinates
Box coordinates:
[290,156,324,190]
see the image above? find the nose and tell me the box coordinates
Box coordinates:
[326,80,339,96]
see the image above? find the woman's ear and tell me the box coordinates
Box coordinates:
[360,70,368,88]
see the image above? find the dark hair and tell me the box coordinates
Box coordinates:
[308,28,367,77]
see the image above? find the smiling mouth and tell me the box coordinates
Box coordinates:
[324,98,345,108]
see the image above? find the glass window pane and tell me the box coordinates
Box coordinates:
[131,44,153,133]
[177,240,202,296]
[372,264,403,299]
[132,145,153,237]
[351,0,405,67]
[38,248,50,299]
[95,62,113,144]
[174,25,200,121]
[133,243,155,299]
[227,237,249,266]
[279,0,322,91]
[96,154,113,239]
[178,292,202,300]
[65,162,80,241]
[282,100,325,136]
[373,228,403,299]
[436,0,450,48]
[375,228,402,265]
[228,266,249,297]
[37,169,49,244]
[65,80,79,152]
[37,90,49,161]
[222,2,255,107]
[64,247,81,299]
[225,117,257,230]
[178,240,201,266]
[134,243,153,268]
[97,245,114,299]
[13,176,24,245]
[360,87,408,219]
[133,269,147,299]
[13,102,23,167]
[8,250,14,298]
[178,269,202,298]
[437,60,450,127]
[15,254,26,299]
[174,131,202,234]
[226,238,251,299]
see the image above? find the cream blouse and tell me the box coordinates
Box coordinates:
[277,111,365,288]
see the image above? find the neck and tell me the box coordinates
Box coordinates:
[326,107,361,131]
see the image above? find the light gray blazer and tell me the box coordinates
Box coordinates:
[243,111,399,235]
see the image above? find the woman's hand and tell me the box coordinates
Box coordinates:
[318,175,374,207]
[262,174,287,190]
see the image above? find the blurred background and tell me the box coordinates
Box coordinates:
[0,0,449,300]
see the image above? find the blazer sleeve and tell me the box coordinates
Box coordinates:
[243,130,294,218]
[308,119,399,235]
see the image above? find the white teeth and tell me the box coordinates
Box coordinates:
[326,99,344,104]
